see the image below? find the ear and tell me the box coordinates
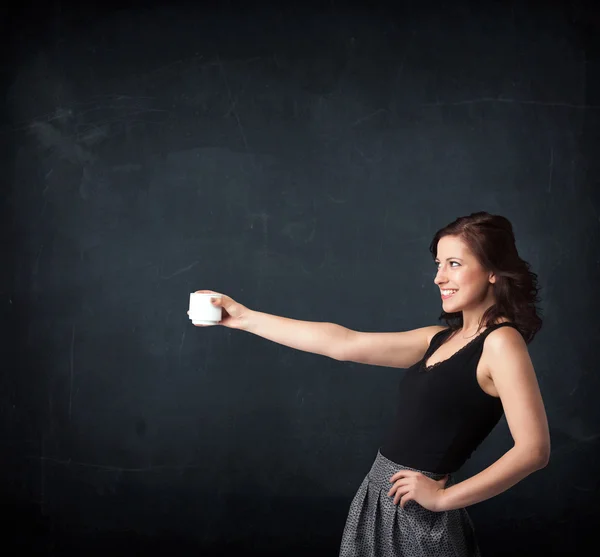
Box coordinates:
[489,272,496,284]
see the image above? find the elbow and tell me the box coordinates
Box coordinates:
[531,446,551,469]
[516,444,550,470]
[537,439,552,468]
[537,449,551,469]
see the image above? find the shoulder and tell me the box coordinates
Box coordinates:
[486,323,526,350]
[426,325,450,346]
[483,324,530,377]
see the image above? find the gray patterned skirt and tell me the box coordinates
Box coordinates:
[339,449,481,557]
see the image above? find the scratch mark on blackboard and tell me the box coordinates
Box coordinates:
[179,328,186,366]
[34,245,44,275]
[352,109,387,127]
[216,53,249,150]
[33,456,205,472]
[69,325,75,420]
[419,98,600,109]
[325,193,347,204]
[551,432,600,456]
[40,436,45,511]
[379,207,389,258]
[354,145,372,163]
[548,147,554,193]
[30,121,96,165]
[394,28,417,88]
[161,261,199,280]
[587,196,599,222]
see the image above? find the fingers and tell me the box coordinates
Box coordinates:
[394,487,411,506]
[195,290,222,297]
[399,495,413,509]
[389,471,417,482]
[388,480,409,497]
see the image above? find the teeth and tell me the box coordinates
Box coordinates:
[442,289,457,295]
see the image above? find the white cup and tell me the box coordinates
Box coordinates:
[189,293,222,325]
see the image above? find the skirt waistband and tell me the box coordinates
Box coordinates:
[368,449,452,491]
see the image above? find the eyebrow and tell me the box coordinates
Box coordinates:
[434,257,464,261]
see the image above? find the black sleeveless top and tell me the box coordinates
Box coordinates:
[379,322,520,474]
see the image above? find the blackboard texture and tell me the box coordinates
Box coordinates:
[2,0,599,555]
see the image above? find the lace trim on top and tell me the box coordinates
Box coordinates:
[420,323,515,372]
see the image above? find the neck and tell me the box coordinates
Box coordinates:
[460,296,498,335]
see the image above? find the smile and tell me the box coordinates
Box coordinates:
[441,289,458,299]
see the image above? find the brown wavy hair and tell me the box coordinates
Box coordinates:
[429,212,543,344]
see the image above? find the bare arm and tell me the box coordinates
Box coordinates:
[437,326,550,512]
[206,292,444,369]
[339,325,448,369]
[245,310,350,360]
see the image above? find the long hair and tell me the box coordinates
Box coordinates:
[429,212,543,344]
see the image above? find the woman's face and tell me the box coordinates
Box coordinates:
[433,235,495,312]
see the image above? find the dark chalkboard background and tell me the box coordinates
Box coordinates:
[2,0,599,555]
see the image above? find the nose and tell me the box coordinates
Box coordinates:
[434,266,447,286]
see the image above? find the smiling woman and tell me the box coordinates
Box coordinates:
[430,213,542,344]
[338,212,549,557]
[191,212,550,557]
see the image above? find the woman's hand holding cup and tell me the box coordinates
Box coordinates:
[188,290,251,330]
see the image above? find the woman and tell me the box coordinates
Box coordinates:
[191,212,551,556]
